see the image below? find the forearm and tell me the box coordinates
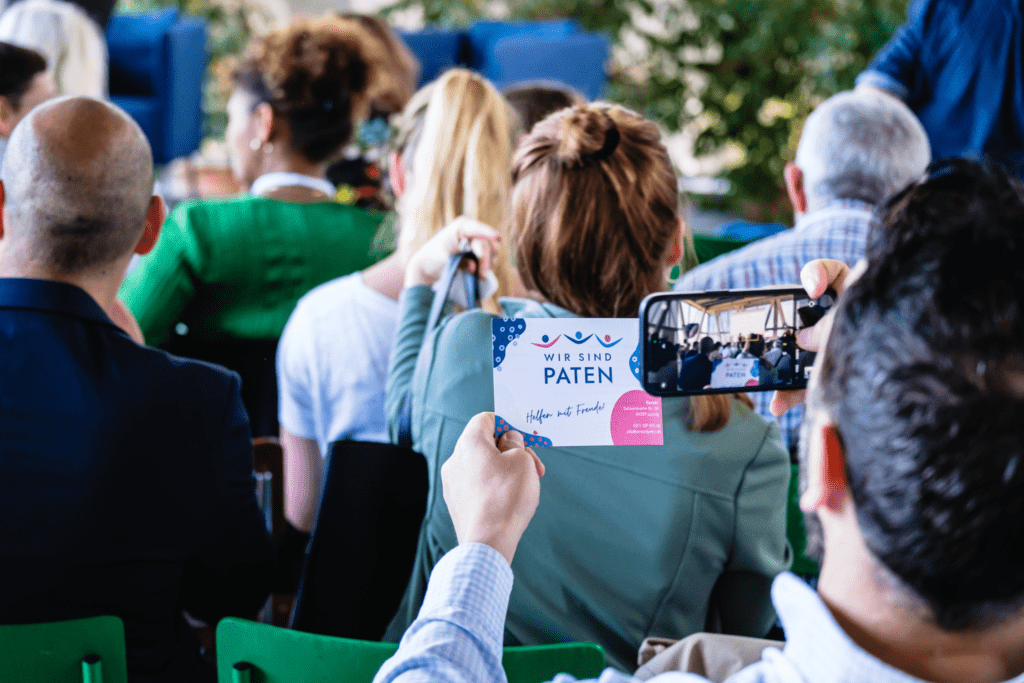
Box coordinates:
[855,0,926,102]
[281,429,323,533]
[373,543,511,683]
[385,285,435,442]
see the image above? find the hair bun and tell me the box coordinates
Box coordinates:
[272,16,373,119]
[555,106,620,167]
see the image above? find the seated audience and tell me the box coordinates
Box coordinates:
[676,89,930,450]
[0,96,273,683]
[374,159,1024,683]
[503,80,586,139]
[276,68,516,533]
[857,0,1024,175]
[0,0,107,98]
[119,15,388,435]
[0,41,51,166]
[740,335,778,386]
[679,336,714,390]
[384,104,791,670]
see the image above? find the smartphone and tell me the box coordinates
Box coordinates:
[638,286,834,396]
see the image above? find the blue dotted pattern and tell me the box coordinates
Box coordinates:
[495,415,554,448]
[492,319,527,369]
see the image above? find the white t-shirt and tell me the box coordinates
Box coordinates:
[277,271,399,457]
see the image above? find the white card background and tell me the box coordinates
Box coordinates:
[492,318,663,447]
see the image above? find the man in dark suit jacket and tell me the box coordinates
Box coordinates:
[679,336,715,391]
[0,97,274,682]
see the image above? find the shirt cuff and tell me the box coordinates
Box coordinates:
[416,543,514,650]
[855,70,910,101]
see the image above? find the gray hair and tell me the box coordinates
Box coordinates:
[795,90,930,212]
[1,95,153,273]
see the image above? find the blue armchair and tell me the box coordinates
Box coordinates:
[487,32,609,102]
[399,20,609,100]
[106,8,206,164]
[397,27,465,87]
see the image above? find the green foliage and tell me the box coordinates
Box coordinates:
[385,0,909,219]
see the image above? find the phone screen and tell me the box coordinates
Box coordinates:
[639,287,831,396]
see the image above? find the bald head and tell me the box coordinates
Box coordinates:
[1,96,154,273]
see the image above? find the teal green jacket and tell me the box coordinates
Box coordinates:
[385,286,792,672]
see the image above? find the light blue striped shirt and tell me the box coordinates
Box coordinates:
[675,200,877,450]
[374,542,1024,683]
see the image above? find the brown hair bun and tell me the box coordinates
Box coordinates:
[233,15,381,162]
[552,106,620,167]
[512,104,679,319]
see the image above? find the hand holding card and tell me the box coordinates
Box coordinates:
[442,413,545,565]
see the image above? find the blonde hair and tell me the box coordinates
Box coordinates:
[396,69,516,309]
[0,0,107,98]
[511,103,734,433]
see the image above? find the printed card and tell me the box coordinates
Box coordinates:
[492,318,663,447]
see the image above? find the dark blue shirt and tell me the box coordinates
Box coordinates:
[857,0,1024,175]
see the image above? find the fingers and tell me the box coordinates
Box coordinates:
[770,389,806,416]
[498,431,544,477]
[497,428,524,452]
[799,259,851,298]
[451,216,501,246]
[528,448,545,478]
[464,412,498,446]
[797,320,826,351]
[469,236,495,283]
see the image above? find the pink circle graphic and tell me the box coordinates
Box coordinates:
[610,390,663,446]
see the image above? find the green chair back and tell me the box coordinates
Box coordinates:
[787,462,821,576]
[692,234,755,265]
[0,615,128,683]
[502,642,605,683]
[217,618,605,683]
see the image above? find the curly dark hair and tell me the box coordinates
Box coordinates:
[232,16,374,163]
[815,159,1024,630]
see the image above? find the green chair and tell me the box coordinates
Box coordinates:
[217,617,605,683]
[787,463,821,577]
[692,234,755,265]
[0,615,128,683]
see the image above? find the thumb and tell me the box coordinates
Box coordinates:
[498,428,525,452]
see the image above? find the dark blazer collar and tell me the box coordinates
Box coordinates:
[0,277,118,329]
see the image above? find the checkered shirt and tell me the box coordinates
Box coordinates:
[674,200,878,450]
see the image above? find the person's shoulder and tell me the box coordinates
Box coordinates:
[169,195,262,222]
[163,196,267,243]
[286,272,395,344]
[667,394,778,450]
[436,306,499,343]
[294,271,366,317]
[306,200,388,227]
[678,231,799,291]
[119,338,239,397]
